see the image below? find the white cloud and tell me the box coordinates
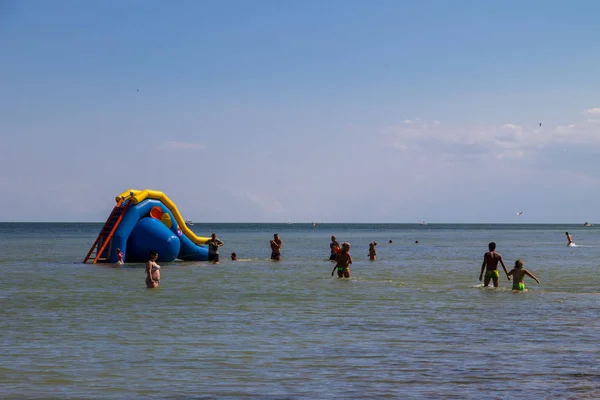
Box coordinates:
[501,123,523,134]
[402,119,412,124]
[583,108,600,116]
[159,141,206,151]
[391,141,408,151]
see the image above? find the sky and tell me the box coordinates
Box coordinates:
[1,0,600,223]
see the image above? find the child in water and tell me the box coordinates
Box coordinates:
[331,242,352,278]
[116,248,123,265]
[507,259,540,291]
[231,252,238,261]
[368,242,377,261]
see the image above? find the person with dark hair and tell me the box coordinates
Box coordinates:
[270,233,282,261]
[145,250,160,288]
[329,235,340,261]
[207,233,224,264]
[331,242,352,278]
[479,242,510,287]
[565,232,575,246]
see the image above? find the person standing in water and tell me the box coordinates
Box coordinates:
[565,232,574,246]
[145,250,160,288]
[331,242,352,278]
[116,248,123,265]
[368,242,377,261]
[507,259,540,291]
[329,235,340,261]
[479,242,510,287]
[207,233,224,264]
[270,233,282,261]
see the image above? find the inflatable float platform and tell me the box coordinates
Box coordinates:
[83,189,210,264]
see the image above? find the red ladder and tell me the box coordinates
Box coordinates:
[83,199,131,264]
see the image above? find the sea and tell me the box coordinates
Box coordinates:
[1,223,599,399]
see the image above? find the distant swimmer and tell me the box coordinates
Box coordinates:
[329,235,340,261]
[389,239,393,244]
[331,242,352,278]
[270,233,282,261]
[507,259,540,291]
[565,232,575,246]
[368,242,377,261]
[479,242,510,287]
[231,252,238,261]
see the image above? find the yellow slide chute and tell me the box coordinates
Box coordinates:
[116,189,210,245]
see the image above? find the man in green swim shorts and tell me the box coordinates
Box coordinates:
[479,242,510,287]
[507,259,540,290]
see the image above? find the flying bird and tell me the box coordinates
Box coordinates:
[539,123,542,127]
[516,212,523,216]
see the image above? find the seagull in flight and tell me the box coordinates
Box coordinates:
[516,212,523,216]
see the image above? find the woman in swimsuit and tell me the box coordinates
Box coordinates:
[145,250,161,288]
[331,242,352,278]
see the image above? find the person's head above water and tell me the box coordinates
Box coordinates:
[488,242,496,251]
[231,252,237,260]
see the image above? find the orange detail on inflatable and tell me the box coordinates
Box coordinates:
[150,206,163,220]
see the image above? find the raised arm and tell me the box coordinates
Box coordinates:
[524,269,540,284]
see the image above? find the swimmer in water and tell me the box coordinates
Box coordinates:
[565,232,574,246]
[368,242,376,261]
[507,259,540,291]
[479,242,510,287]
[329,235,340,261]
[331,242,352,278]
[116,248,123,265]
[145,250,160,288]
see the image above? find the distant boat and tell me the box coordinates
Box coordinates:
[584,222,593,227]
[419,221,427,226]
[185,220,194,226]
[312,222,318,228]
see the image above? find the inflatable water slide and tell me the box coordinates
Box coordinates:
[83,189,210,264]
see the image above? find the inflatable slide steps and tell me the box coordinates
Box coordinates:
[83,199,131,264]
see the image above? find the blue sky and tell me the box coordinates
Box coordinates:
[1,0,599,223]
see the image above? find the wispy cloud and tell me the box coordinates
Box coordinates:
[159,141,206,151]
[583,108,600,116]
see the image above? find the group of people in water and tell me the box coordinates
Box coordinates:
[140,231,563,291]
[478,242,540,291]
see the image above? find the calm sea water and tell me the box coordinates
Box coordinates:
[1,223,599,399]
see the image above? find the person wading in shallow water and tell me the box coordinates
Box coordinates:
[331,242,352,278]
[145,250,160,288]
[329,235,340,261]
[270,233,282,261]
[479,242,510,288]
